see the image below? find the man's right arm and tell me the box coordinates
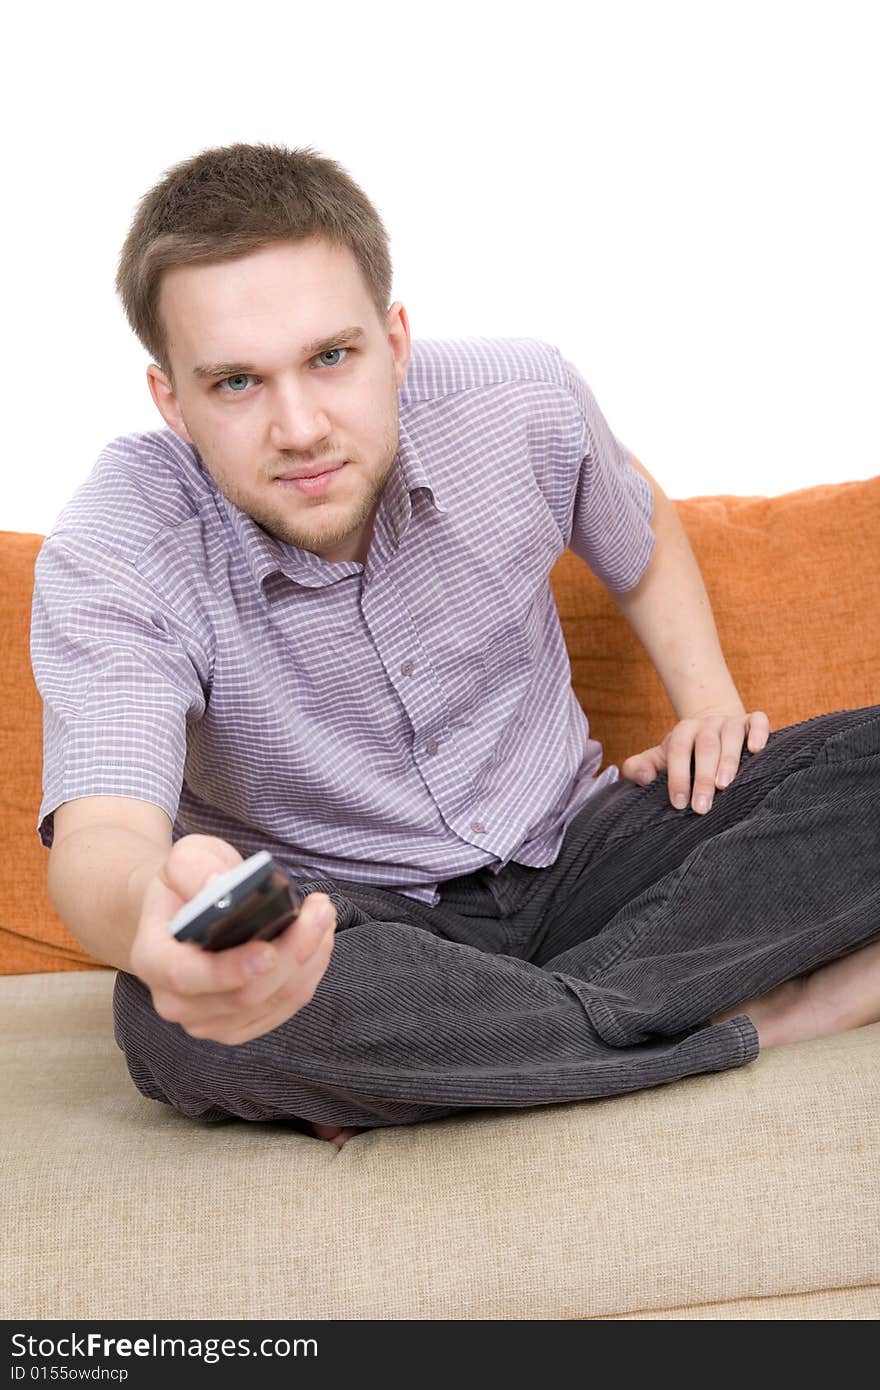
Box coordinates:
[47,796,173,972]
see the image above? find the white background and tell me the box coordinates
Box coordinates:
[4,0,878,535]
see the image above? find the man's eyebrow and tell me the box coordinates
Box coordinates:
[191,325,367,380]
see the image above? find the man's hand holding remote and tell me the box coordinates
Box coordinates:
[129,834,337,1046]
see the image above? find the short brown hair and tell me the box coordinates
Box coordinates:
[115,141,394,383]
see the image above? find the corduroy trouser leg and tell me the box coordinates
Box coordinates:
[113,704,880,1130]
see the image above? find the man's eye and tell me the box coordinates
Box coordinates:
[215,374,255,394]
[314,347,349,368]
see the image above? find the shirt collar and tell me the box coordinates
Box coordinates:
[204,418,447,591]
[380,417,448,547]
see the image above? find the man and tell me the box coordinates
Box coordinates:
[31,142,880,1149]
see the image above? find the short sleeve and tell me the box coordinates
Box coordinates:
[30,534,210,848]
[556,352,657,592]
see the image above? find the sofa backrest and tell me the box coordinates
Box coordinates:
[554,476,880,784]
[3,473,878,974]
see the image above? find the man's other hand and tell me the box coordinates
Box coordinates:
[620,708,772,814]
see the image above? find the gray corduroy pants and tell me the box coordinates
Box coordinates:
[113,704,880,1130]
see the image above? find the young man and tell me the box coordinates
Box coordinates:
[31,142,880,1149]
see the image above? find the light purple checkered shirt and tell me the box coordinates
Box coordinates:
[31,336,655,907]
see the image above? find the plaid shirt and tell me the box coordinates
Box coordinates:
[31,336,655,906]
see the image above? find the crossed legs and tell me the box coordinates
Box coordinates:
[113,705,880,1143]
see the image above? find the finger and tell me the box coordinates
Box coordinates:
[284,892,337,966]
[715,720,747,789]
[690,722,724,813]
[620,753,658,786]
[153,916,284,1001]
[746,710,772,752]
[159,834,244,906]
[666,723,698,810]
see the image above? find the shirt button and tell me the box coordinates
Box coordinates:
[425,738,440,756]
[400,659,415,676]
[470,820,486,833]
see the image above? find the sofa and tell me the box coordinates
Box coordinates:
[2,474,879,1322]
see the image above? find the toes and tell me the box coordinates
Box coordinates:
[330,1127,362,1148]
[308,1121,362,1147]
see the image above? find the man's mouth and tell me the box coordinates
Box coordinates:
[274,461,346,496]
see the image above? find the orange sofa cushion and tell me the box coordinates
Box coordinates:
[2,533,107,973]
[2,473,878,974]
[555,475,880,778]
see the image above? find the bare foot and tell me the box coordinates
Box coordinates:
[800,936,880,1037]
[307,1121,363,1149]
[712,976,819,1048]
[713,937,880,1048]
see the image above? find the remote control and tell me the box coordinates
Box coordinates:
[168,851,305,951]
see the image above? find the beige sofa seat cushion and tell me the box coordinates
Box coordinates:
[2,971,878,1321]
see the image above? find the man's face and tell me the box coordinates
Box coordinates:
[147,237,411,564]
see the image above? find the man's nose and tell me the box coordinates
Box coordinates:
[267,375,331,451]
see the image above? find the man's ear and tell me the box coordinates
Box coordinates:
[146,363,194,445]
[386,301,411,390]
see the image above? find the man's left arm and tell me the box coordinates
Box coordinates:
[610,455,770,814]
